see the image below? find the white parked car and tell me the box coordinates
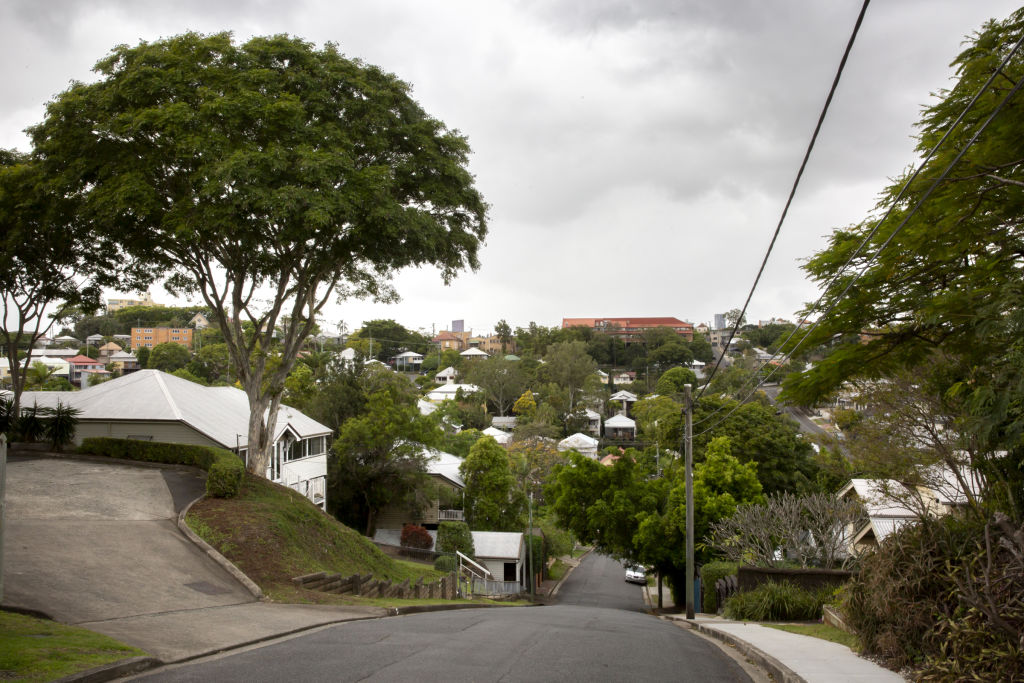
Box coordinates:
[624,565,646,584]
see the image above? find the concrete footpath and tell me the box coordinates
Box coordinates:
[643,585,905,683]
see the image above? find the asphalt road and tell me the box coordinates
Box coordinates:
[135,553,752,682]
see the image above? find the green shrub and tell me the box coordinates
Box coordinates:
[843,515,975,671]
[538,517,573,558]
[434,554,458,572]
[723,580,830,621]
[436,521,474,555]
[206,457,245,498]
[701,561,738,614]
[80,437,244,498]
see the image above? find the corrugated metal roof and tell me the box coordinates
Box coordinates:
[20,369,329,449]
[425,448,465,488]
[559,433,598,450]
[605,414,636,428]
[472,531,523,559]
[482,427,511,445]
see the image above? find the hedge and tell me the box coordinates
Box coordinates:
[436,521,474,556]
[701,561,738,614]
[79,437,244,498]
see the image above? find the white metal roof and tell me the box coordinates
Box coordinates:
[20,369,330,449]
[558,433,599,451]
[426,383,480,401]
[424,448,465,488]
[395,351,424,359]
[459,347,489,357]
[483,427,511,444]
[471,531,523,560]
[610,390,638,402]
[840,479,918,517]
[434,366,457,380]
[604,414,636,428]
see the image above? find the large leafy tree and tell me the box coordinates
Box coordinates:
[460,436,525,531]
[0,151,144,414]
[465,355,526,416]
[32,32,487,478]
[780,9,1024,516]
[328,390,441,535]
[539,341,598,413]
[693,395,818,495]
[147,342,191,373]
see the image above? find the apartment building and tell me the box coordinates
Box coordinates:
[130,326,193,350]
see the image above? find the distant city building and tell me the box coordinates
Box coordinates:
[714,313,727,330]
[130,326,193,350]
[452,319,465,333]
[561,317,694,343]
[106,291,161,312]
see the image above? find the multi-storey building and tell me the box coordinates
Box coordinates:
[106,291,161,312]
[561,317,694,343]
[130,326,193,350]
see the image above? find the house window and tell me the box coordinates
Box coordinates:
[504,562,517,582]
[144,328,152,333]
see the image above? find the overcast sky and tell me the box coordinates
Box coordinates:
[2,1,1018,338]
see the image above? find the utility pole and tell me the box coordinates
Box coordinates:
[684,383,695,619]
[528,491,535,601]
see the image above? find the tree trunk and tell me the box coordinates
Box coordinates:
[244,392,283,477]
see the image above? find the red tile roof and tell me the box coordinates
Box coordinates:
[67,355,104,364]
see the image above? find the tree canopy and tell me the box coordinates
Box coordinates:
[32,32,487,477]
[779,9,1024,516]
[328,390,441,535]
[460,436,524,531]
[0,150,144,413]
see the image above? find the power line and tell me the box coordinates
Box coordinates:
[694,29,1024,426]
[697,0,872,400]
[694,67,1024,438]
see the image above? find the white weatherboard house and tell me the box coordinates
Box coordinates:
[20,369,332,509]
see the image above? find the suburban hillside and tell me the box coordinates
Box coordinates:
[186,474,443,602]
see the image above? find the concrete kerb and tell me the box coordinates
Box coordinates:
[53,656,163,683]
[549,546,594,598]
[671,617,804,683]
[177,495,265,600]
[641,587,801,683]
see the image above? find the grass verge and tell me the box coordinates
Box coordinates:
[763,623,860,651]
[0,611,146,682]
[548,559,569,582]
[185,473,447,604]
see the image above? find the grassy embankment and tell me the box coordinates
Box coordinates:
[0,611,145,682]
[185,473,451,603]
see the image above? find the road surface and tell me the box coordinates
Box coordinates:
[135,553,752,682]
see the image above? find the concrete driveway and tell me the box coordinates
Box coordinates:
[3,454,256,623]
[2,454,384,663]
